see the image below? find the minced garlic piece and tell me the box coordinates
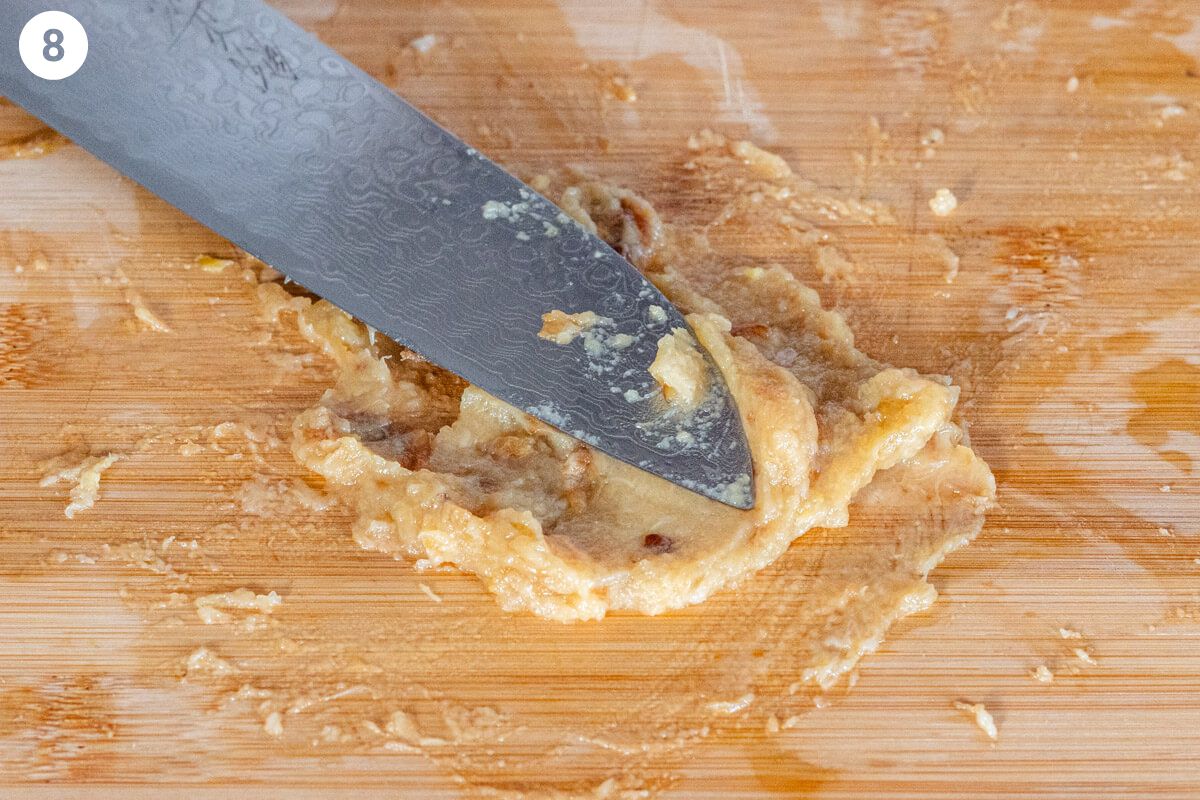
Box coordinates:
[729,139,793,181]
[264,711,284,737]
[408,34,437,54]
[705,693,755,714]
[929,187,958,217]
[194,587,282,623]
[953,700,998,741]
[39,452,122,519]
[649,328,709,408]
[185,647,237,677]
[386,709,446,747]
[126,289,171,332]
[196,254,237,273]
[538,310,603,345]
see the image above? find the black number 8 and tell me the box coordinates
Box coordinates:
[43,28,65,62]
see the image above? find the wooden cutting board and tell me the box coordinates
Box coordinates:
[2,0,1199,796]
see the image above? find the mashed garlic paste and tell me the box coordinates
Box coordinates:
[258,141,994,624]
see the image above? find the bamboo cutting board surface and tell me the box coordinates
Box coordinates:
[2,0,1200,796]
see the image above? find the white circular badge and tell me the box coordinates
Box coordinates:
[19,11,89,81]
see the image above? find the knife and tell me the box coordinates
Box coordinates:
[0,1,754,508]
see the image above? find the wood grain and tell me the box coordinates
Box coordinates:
[2,0,1199,796]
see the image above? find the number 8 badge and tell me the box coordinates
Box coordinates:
[20,11,89,81]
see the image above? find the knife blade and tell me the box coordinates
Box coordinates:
[0,0,754,508]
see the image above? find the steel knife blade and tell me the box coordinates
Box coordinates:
[0,0,754,508]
